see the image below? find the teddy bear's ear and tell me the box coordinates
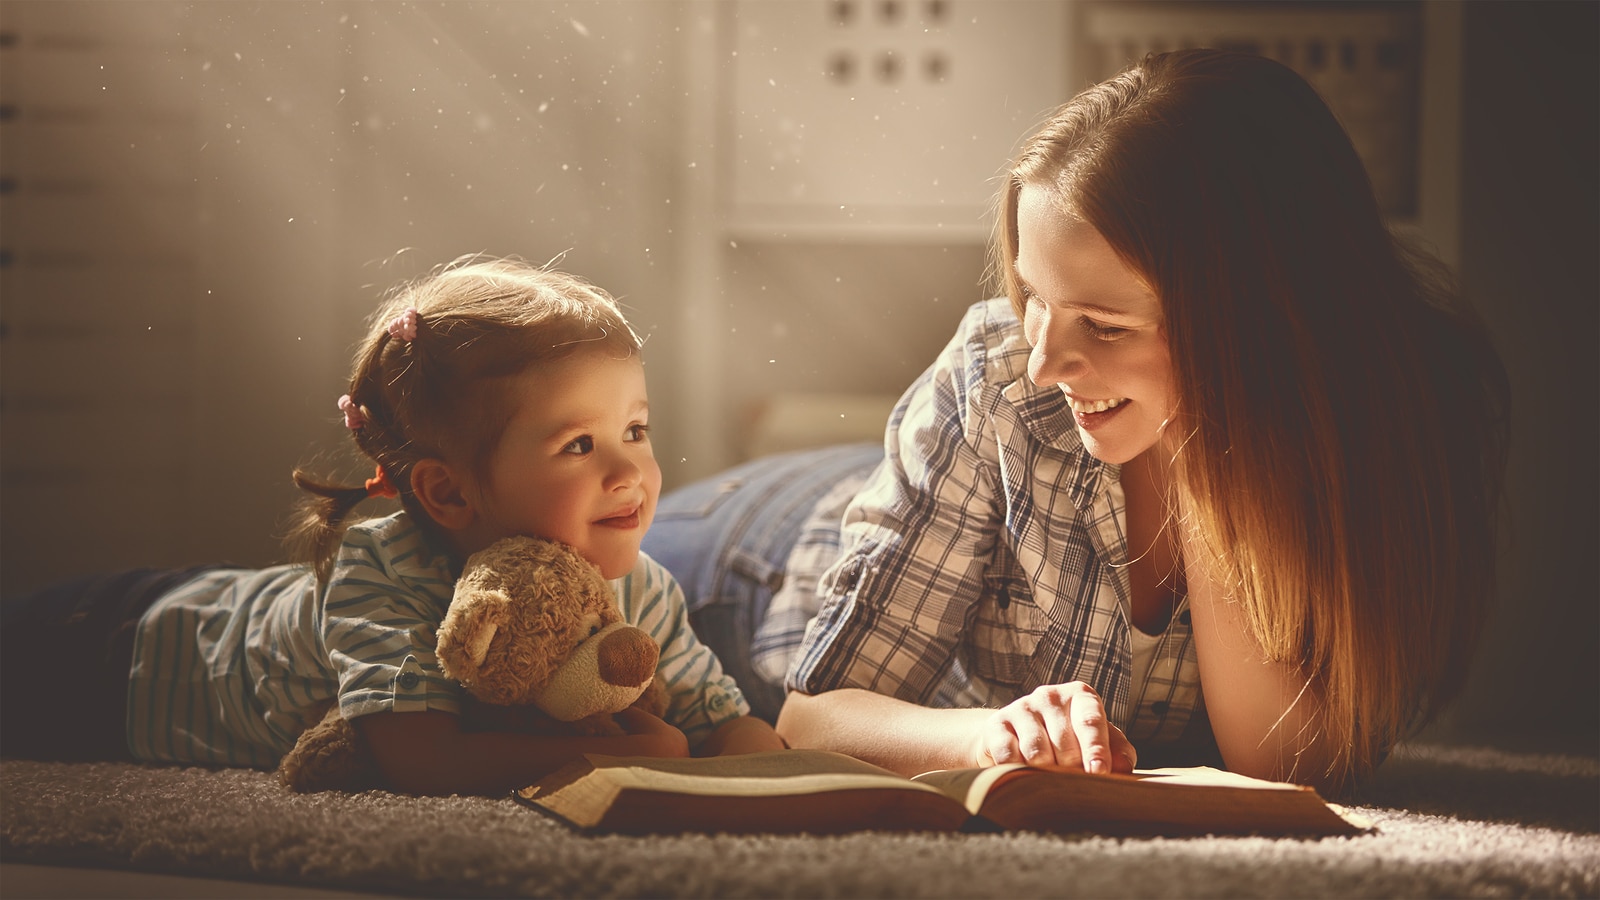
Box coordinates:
[465,621,497,669]
[437,589,511,684]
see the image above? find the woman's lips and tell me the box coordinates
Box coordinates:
[1073,401,1128,432]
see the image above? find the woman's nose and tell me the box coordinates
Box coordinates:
[1027,316,1087,388]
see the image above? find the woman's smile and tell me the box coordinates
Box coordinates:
[1016,187,1175,465]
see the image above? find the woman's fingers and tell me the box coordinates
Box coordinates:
[1008,704,1054,766]
[981,720,1020,766]
[983,681,1134,773]
[1109,724,1138,773]
[1067,685,1112,773]
[1032,692,1074,767]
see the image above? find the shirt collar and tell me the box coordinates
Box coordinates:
[1000,374,1114,514]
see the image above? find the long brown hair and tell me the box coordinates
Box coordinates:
[992,50,1510,783]
[287,254,642,582]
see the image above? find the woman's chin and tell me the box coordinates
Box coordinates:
[1077,430,1160,467]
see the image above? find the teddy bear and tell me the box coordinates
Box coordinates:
[276,535,667,793]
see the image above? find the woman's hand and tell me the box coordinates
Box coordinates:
[974,681,1137,774]
[778,686,1137,777]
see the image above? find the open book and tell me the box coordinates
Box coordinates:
[515,748,1372,837]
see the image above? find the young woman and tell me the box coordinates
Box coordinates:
[644,49,1508,795]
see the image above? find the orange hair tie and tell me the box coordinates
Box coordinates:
[364,465,399,499]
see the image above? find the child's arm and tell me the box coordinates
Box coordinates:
[355,707,688,797]
[695,714,787,757]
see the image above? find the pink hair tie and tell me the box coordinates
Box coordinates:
[364,465,399,499]
[387,308,420,342]
[338,394,366,431]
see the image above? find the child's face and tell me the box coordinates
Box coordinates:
[469,349,661,580]
[1016,185,1177,466]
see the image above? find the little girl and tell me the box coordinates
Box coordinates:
[0,255,783,795]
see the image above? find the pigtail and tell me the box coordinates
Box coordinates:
[285,470,383,584]
[285,328,408,584]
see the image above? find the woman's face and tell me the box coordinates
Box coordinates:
[1017,186,1177,465]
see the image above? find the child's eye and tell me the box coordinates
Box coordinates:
[562,435,594,455]
[625,423,650,442]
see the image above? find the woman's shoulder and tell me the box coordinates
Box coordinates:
[936,298,1076,448]
[946,298,1033,390]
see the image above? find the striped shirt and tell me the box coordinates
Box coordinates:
[786,299,1205,748]
[127,512,747,767]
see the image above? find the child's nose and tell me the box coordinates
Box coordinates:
[605,453,643,490]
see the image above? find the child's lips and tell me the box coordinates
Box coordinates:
[596,506,641,529]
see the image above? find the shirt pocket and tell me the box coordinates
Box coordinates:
[965,571,1048,687]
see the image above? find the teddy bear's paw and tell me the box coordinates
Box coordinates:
[277,706,382,793]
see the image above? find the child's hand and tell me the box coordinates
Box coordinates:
[614,707,690,758]
[698,715,788,757]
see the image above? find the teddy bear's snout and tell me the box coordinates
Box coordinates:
[595,625,659,688]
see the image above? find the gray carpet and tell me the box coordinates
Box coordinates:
[2,742,1596,899]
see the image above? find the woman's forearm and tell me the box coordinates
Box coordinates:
[775,688,992,776]
[1184,563,1339,792]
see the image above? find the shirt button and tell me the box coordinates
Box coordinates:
[1149,700,1170,716]
[398,672,420,690]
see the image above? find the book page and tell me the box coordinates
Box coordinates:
[573,748,942,797]
[910,764,1027,814]
[518,749,971,834]
[973,767,1371,836]
[1133,766,1303,789]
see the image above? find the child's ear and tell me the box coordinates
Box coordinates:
[410,458,477,531]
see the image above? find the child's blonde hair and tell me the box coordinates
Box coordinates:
[288,254,642,580]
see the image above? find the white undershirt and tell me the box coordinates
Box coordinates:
[1130,625,1164,699]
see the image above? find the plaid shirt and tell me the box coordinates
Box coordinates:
[786,299,1204,746]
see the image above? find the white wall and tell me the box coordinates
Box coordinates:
[1,0,1052,588]
[2,1,695,588]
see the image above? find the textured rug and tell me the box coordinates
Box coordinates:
[2,742,1596,899]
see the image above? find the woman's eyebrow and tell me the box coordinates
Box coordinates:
[1020,276,1138,319]
[1018,270,1157,319]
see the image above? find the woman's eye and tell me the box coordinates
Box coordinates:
[1082,318,1131,340]
[562,435,594,455]
[626,423,650,442]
